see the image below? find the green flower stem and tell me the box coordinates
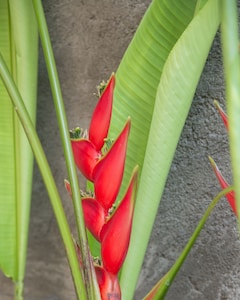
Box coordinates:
[221,1,240,225]
[32,1,99,299]
[144,186,234,299]
[0,52,87,300]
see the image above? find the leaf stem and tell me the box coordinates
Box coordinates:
[0,52,87,300]
[31,0,99,298]
[221,0,240,227]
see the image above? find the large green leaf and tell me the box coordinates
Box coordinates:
[109,0,199,196]
[108,0,220,299]
[0,0,38,294]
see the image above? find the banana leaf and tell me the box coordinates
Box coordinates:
[0,0,38,296]
[108,0,220,298]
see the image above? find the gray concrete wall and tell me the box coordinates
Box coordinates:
[1,1,240,299]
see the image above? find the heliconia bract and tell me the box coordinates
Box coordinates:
[71,74,115,181]
[71,139,101,181]
[101,167,138,274]
[93,119,131,211]
[89,74,115,151]
[94,265,121,300]
[82,197,107,241]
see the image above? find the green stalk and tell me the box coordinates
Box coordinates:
[31,1,99,298]
[0,52,87,300]
[220,1,240,226]
[143,186,234,299]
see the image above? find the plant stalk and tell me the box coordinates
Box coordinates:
[221,0,240,228]
[31,0,99,298]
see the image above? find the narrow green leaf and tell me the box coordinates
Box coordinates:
[109,0,220,298]
[143,187,233,299]
[0,2,38,295]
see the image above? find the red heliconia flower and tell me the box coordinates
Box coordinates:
[71,139,101,181]
[82,197,107,241]
[209,156,236,215]
[94,265,121,300]
[64,180,107,240]
[100,167,138,275]
[214,100,228,130]
[89,74,115,151]
[71,74,115,180]
[93,118,131,211]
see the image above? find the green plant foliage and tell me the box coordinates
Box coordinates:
[110,0,199,197]
[0,0,38,294]
[108,0,220,298]
[143,186,233,299]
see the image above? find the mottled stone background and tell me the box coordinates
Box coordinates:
[1,1,240,299]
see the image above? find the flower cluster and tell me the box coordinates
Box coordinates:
[209,100,236,215]
[66,74,138,299]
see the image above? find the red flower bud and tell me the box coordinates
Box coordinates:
[93,119,131,210]
[89,75,115,151]
[101,167,138,274]
[94,265,121,300]
[209,156,236,215]
[214,100,228,130]
[71,139,101,181]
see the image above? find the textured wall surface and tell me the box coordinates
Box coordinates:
[1,1,240,299]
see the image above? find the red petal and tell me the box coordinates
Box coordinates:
[101,167,138,274]
[89,75,115,151]
[71,139,101,181]
[209,157,236,215]
[82,197,107,241]
[214,100,228,130]
[94,265,121,300]
[93,119,131,210]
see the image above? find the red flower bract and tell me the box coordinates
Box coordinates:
[93,118,131,211]
[89,75,115,151]
[101,167,138,274]
[71,74,115,180]
[71,139,101,181]
[94,265,121,300]
[82,197,107,241]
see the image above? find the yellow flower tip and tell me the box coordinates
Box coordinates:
[208,156,220,172]
[213,99,220,109]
